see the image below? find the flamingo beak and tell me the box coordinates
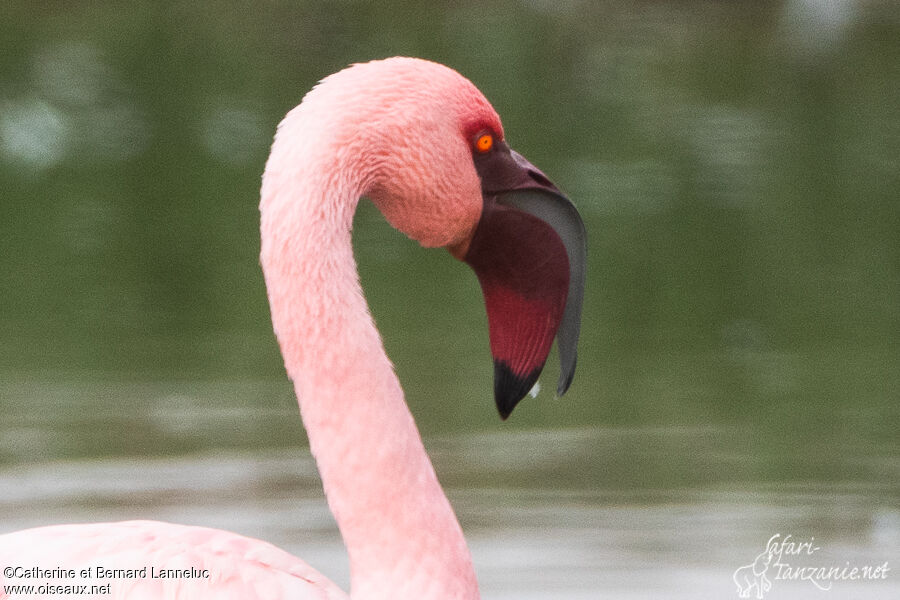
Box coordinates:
[462,143,587,419]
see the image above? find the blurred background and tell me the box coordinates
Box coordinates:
[1,1,898,598]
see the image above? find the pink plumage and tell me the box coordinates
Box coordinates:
[1,521,344,599]
[1,57,585,599]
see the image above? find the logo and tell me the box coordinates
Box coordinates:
[733,534,890,598]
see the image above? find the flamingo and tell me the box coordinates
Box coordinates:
[0,57,586,600]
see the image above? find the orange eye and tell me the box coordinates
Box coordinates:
[475,133,493,153]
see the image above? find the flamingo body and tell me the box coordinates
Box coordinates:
[2,521,344,599]
[0,57,585,600]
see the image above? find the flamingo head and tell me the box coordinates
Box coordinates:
[307,58,587,419]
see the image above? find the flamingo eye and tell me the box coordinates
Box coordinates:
[475,133,493,154]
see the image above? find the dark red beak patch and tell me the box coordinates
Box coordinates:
[465,198,573,419]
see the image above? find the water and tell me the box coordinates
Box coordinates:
[1,421,896,598]
[1,1,898,598]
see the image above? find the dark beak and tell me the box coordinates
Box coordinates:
[464,142,586,419]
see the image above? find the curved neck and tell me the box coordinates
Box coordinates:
[260,120,479,600]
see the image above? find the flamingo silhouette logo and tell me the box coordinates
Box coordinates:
[733,546,774,598]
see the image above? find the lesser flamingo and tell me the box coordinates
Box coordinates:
[0,57,586,600]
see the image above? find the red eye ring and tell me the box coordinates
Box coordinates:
[475,133,493,153]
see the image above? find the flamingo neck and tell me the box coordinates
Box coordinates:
[260,120,479,600]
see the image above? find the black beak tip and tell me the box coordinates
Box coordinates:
[493,360,541,420]
[556,354,578,397]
